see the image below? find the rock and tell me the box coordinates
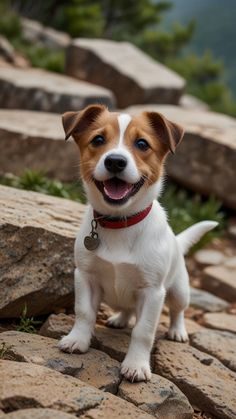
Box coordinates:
[154,339,236,419]
[224,257,236,269]
[159,313,203,335]
[65,38,185,108]
[92,325,131,362]
[228,225,236,239]
[194,249,225,266]
[0,36,15,62]
[0,67,115,113]
[0,185,85,317]
[190,329,236,372]
[40,313,75,339]
[202,312,236,333]
[0,331,120,393]
[125,104,236,210]
[0,360,152,418]
[118,373,193,418]
[190,287,229,312]
[0,109,79,181]
[21,18,71,49]
[3,409,77,418]
[202,265,236,302]
[179,94,209,111]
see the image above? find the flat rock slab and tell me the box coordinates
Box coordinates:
[21,17,71,48]
[194,249,226,266]
[0,185,85,317]
[3,409,77,418]
[65,38,185,108]
[0,360,152,418]
[40,313,75,339]
[190,329,236,372]
[0,67,115,113]
[0,110,78,181]
[190,287,229,312]
[126,104,236,210]
[118,374,193,418]
[154,339,236,419]
[202,312,236,333]
[202,265,236,302]
[0,331,120,393]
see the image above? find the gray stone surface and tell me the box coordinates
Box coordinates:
[0,110,79,181]
[190,329,236,372]
[190,287,229,312]
[0,185,85,317]
[0,331,121,393]
[202,265,236,302]
[194,249,226,266]
[126,104,236,209]
[0,67,115,113]
[154,339,236,419]
[65,38,185,108]
[202,312,236,333]
[21,17,71,48]
[0,360,152,418]
[179,94,209,111]
[118,373,193,418]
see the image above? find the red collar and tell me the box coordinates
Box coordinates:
[93,203,153,229]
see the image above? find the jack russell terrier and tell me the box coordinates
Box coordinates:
[59,104,217,382]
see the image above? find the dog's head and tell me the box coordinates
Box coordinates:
[62,104,184,214]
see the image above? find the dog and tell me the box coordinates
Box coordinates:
[59,104,217,382]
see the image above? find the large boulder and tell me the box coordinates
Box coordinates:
[0,110,78,181]
[65,38,185,108]
[126,104,236,210]
[0,185,85,317]
[0,67,115,113]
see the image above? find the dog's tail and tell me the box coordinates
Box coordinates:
[176,221,218,255]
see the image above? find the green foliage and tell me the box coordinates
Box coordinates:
[13,40,65,73]
[0,171,225,250]
[0,1,21,39]
[0,171,86,203]
[161,184,225,250]
[17,304,42,334]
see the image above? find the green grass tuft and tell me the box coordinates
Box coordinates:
[16,304,42,334]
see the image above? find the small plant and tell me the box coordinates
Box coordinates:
[161,183,225,250]
[17,304,42,334]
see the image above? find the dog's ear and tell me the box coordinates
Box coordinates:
[145,111,184,154]
[62,104,106,141]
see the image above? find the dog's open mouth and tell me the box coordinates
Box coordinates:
[94,177,144,205]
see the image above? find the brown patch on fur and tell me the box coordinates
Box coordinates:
[123,114,177,185]
[71,109,120,183]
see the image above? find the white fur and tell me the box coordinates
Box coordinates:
[59,114,217,382]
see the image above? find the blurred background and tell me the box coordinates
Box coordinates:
[0,3,236,417]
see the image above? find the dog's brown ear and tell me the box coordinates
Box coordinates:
[62,104,106,141]
[145,111,184,154]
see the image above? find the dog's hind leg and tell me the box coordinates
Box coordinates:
[58,268,101,353]
[106,310,132,328]
[166,264,189,342]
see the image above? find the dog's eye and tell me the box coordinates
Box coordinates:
[91,135,105,147]
[134,139,150,151]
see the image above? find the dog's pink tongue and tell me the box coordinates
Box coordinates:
[104,179,132,200]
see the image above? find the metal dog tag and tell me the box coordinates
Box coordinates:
[84,219,100,251]
[84,233,100,250]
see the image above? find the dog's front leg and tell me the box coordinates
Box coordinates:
[121,286,165,382]
[59,268,100,353]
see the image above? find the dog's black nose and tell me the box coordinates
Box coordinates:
[104,154,127,173]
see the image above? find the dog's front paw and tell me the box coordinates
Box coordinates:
[167,326,188,342]
[58,331,90,354]
[121,358,152,382]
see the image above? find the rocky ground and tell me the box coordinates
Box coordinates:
[0,186,236,419]
[0,18,236,419]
